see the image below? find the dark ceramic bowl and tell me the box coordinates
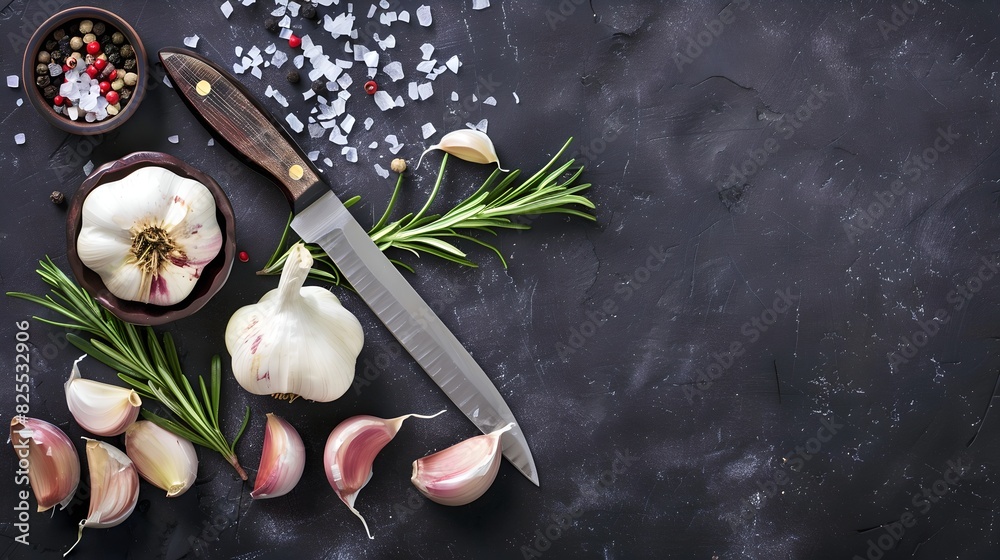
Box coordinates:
[67,152,236,326]
[22,6,147,135]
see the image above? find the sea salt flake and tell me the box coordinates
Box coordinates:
[308,150,320,161]
[483,96,496,106]
[303,89,316,100]
[324,157,334,167]
[220,1,234,18]
[374,164,390,178]
[14,133,25,145]
[327,13,355,37]
[294,55,305,68]
[373,90,394,111]
[337,73,353,89]
[168,135,180,144]
[341,114,356,133]
[451,91,459,101]
[235,46,244,57]
[83,160,94,175]
[389,143,404,154]
[385,134,399,146]
[369,141,378,148]
[379,0,390,9]
[364,51,379,68]
[366,4,377,18]
[446,55,461,73]
[272,50,289,67]
[265,43,278,55]
[420,44,435,60]
[309,122,325,138]
[279,28,293,39]
[421,123,436,139]
[208,139,215,146]
[472,0,490,9]
[417,82,433,100]
[416,5,432,26]
[364,117,374,130]
[286,113,305,133]
[184,35,200,48]
[475,119,488,132]
[279,15,292,27]
[288,1,301,17]
[342,146,358,162]
[416,60,436,73]
[378,34,396,50]
[383,61,404,81]
[16,98,23,106]
[251,66,263,79]
[408,82,419,100]
[394,95,404,107]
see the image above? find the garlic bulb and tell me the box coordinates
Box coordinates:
[65,355,141,437]
[411,423,513,506]
[66,439,140,555]
[416,129,508,171]
[9,417,80,512]
[251,413,305,499]
[324,410,445,538]
[77,165,223,306]
[226,242,364,402]
[125,421,198,497]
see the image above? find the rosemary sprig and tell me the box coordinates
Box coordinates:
[259,137,596,285]
[7,258,251,480]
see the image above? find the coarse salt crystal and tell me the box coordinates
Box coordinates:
[416,5,432,26]
[364,51,379,68]
[341,114,355,133]
[337,73,353,89]
[208,138,215,146]
[415,60,436,74]
[369,141,378,148]
[451,91,459,101]
[14,133,26,145]
[327,13,355,37]
[389,143,404,154]
[364,117,374,130]
[286,113,305,133]
[220,1,234,18]
[408,82,419,100]
[342,146,358,162]
[475,119,488,132]
[395,95,405,107]
[384,61,404,81]
[378,34,396,50]
[421,123,436,139]
[366,4,377,18]
[373,90,395,111]
[83,160,94,175]
[417,82,433,100]
[472,0,490,9]
[235,46,244,57]
[398,11,410,23]
[184,35,200,48]
[374,164,390,178]
[279,15,292,28]
[446,55,461,74]
[379,0,390,9]
[308,150,320,161]
[483,96,497,106]
[324,157,334,167]
[272,51,289,67]
[168,135,180,144]
[420,43,434,60]
[513,92,520,104]
[385,134,399,146]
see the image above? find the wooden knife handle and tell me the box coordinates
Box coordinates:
[159,47,328,213]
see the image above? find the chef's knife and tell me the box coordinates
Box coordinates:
[159,48,538,485]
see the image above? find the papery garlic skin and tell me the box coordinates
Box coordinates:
[324,410,445,538]
[416,129,508,171]
[9,417,80,512]
[125,421,198,497]
[77,165,223,306]
[411,423,513,506]
[226,242,364,402]
[251,413,305,499]
[65,355,141,437]
[66,439,140,556]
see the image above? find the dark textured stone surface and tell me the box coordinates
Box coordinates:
[1,1,999,559]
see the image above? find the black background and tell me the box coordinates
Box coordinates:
[2,1,1000,559]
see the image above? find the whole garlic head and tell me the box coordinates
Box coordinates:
[76,165,223,306]
[225,242,364,402]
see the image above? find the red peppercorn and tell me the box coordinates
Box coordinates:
[288,34,301,48]
[99,81,111,94]
[108,69,118,81]
[62,64,71,73]
[238,251,249,263]
[53,95,65,107]
[86,41,101,55]
[85,65,99,79]
[364,80,378,95]
[104,91,120,105]
[94,58,107,72]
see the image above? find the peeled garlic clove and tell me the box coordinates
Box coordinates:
[125,420,198,497]
[66,439,140,556]
[416,129,508,171]
[324,410,445,538]
[251,413,305,499]
[411,423,514,506]
[65,355,141,437]
[9,417,80,512]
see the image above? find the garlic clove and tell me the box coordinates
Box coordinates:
[226,242,364,402]
[65,355,142,437]
[9,417,81,512]
[251,413,305,499]
[124,420,198,497]
[416,129,508,171]
[324,410,445,538]
[66,439,140,556]
[411,423,514,506]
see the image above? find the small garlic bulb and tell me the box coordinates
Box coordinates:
[125,421,198,497]
[251,413,305,499]
[65,355,141,437]
[411,423,513,506]
[8,417,80,512]
[225,242,364,402]
[416,129,508,171]
[76,165,223,306]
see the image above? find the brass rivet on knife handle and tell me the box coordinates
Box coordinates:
[158,48,327,213]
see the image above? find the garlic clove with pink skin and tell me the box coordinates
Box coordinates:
[324,410,445,538]
[65,439,140,556]
[411,423,514,506]
[125,421,198,497]
[9,416,81,512]
[251,413,305,499]
[65,355,141,437]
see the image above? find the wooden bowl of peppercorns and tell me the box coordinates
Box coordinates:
[21,6,147,135]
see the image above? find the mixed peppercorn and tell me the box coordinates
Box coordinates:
[34,18,139,122]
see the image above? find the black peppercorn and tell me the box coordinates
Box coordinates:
[36,75,50,88]
[121,57,135,71]
[42,85,57,99]
[50,50,64,63]
[53,28,66,40]
[301,4,316,19]
[287,70,300,83]
[102,42,116,56]
[68,22,79,36]
[99,33,111,44]
[119,44,134,59]
[311,79,328,94]
[45,39,58,51]
[264,17,279,32]
[50,191,65,205]
[108,52,123,67]
[92,21,105,35]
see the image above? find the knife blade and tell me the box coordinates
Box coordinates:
[159,48,539,486]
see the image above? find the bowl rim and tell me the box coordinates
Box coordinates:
[22,6,148,136]
[66,151,237,326]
